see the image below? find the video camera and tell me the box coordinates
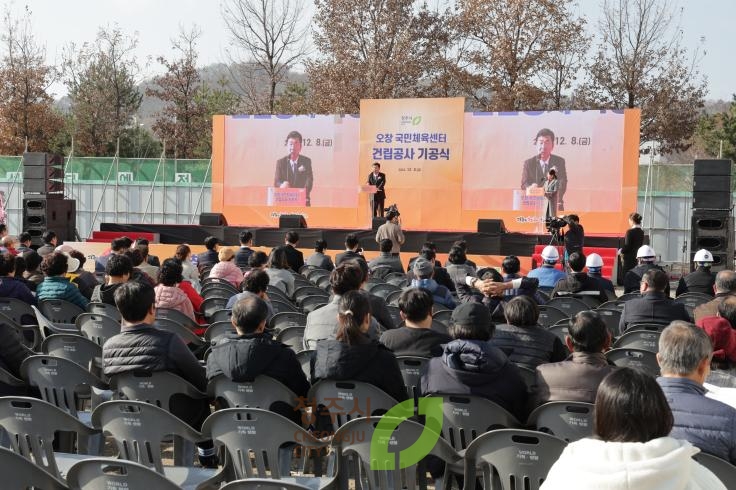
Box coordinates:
[384,203,400,217]
[545,216,567,231]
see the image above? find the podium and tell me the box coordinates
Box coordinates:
[267,187,307,207]
[360,184,377,227]
[513,187,547,233]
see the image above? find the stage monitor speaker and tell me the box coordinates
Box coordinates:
[691,210,734,272]
[199,213,228,226]
[693,191,731,210]
[694,159,732,176]
[372,217,385,231]
[22,198,76,246]
[22,152,64,196]
[279,214,307,229]
[477,219,507,234]
[693,175,730,193]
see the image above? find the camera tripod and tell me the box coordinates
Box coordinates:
[547,227,566,268]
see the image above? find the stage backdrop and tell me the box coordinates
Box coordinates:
[212,103,640,234]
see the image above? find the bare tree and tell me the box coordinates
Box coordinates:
[307,0,450,114]
[579,0,706,153]
[63,26,143,156]
[221,0,310,114]
[454,0,587,111]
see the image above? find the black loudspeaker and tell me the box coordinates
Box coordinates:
[279,214,307,229]
[693,192,731,210]
[22,198,76,246]
[477,219,507,234]
[199,213,228,226]
[372,217,385,231]
[691,210,734,272]
[694,159,732,176]
[693,159,732,211]
[22,152,64,196]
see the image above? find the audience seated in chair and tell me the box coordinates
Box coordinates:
[135,242,160,282]
[543,367,725,489]
[406,243,455,292]
[305,239,334,272]
[421,302,529,422]
[304,262,383,349]
[619,269,690,332]
[551,252,609,304]
[623,244,670,296]
[379,288,451,357]
[36,252,89,309]
[312,289,407,403]
[696,297,736,366]
[124,248,156,287]
[334,233,367,268]
[226,270,274,321]
[489,295,567,370]
[694,270,736,323]
[174,244,200,292]
[234,230,255,269]
[102,281,216,467]
[676,249,716,297]
[368,239,404,275]
[21,250,43,291]
[586,253,615,295]
[282,231,304,272]
[656,321,736,465]
[196,236,220,268]
[0,253,36,305]
[154,259,197,324]
[532,310,615,408]
[91,254,132,306]
[68,250,99,300]
[206,295,309,423]
[266,246,295,298]
[408,258,456,310]
[208,247,243,289]
[501,255,542,302]
[353,258,395,331]
[94,236,132,273]
[528,245,566,289]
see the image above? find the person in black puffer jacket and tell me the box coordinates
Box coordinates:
[313,290,406,405]
[102,281,214,466]
[421,302,528,422]
[91,255,133,305]
[206,295,309,424]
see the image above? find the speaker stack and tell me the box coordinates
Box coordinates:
[691,159,734,271]
[22,152,76,246]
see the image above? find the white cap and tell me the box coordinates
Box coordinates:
[636,245,656,259]
[63,252,80,273]
[541,245,559,262]
[694,249,714,263]
[586,253,604,268]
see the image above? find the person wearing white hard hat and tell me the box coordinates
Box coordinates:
[623,244,670,296]
[586,253,615,294]
[675,249,716,297]
[528,245,566,289]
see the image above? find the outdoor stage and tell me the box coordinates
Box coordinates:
[98,222,624,276]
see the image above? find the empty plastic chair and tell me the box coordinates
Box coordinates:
[0,446,68,489]
[67,457,180,490]
[527,401,595,442]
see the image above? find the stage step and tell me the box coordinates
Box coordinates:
[532,245,617,279]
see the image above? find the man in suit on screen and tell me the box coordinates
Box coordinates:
[274,130,314,206]
[521,128,568,211]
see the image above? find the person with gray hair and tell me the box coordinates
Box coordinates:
[657,321,736,464]
[693,269,736,322]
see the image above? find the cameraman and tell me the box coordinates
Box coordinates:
[375,206,405,256]
[564,214,584,259]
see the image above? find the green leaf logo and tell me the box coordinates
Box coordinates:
[412,116,422,126]
[370,397,443,470]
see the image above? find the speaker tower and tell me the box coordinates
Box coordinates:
[691,159,734,272]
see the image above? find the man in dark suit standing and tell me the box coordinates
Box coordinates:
[368,162,386,217]
[274,130,314,206]
[521,128,568,211]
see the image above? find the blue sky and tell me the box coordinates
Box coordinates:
[24,0,734,101]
